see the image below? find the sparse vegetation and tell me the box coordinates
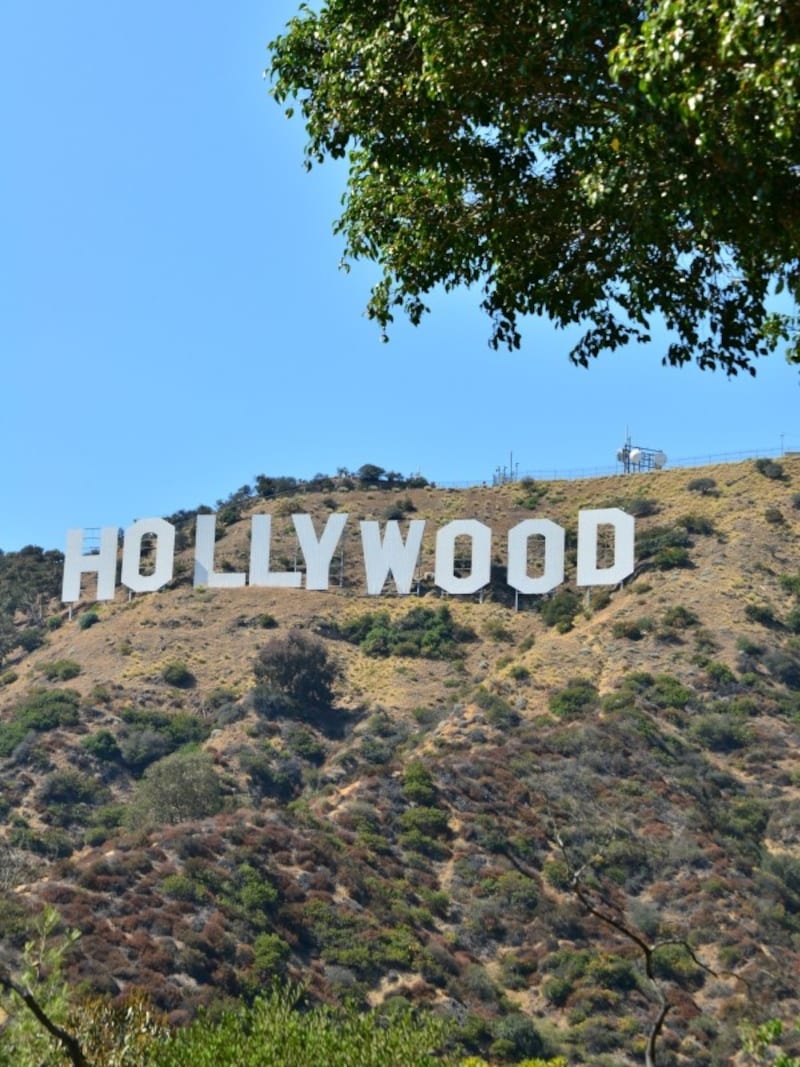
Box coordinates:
[0,460,799,1066]
[515,478,548,510]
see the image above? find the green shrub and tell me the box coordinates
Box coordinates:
[637,524,692,560]
[490,1014,546,1060]
[151,986,451,1066]
[235,865,280,918]
[764,641,800,688]
[653,546,692,570]
[254,629,339,710]
[17,628,45,652]
[652,944,707,990]
[483,618,514,642]
[755,458,785,480]
[239,746,302,801]
[586,954,638,992]
[398,828,450,859]
[251,933,291,979]
[479,871,538,914]
[765,506,785,525]
[39,770,109,826]
[690,713,750,752]
[687,477,718,495]
[336,605,475,659]
[516,478,548,509]
[161,661,195,688]
[118,729,171,773]
[715,797,770,842]
[161,873,207,903]
[285,725,325,764]
[705,661,738,691]
[127,750,223,826]
[539,589,581,631]
[120,708,211,747]
[549,678,598,719]
[399,806,450,838]
[382,497,416,520]
[39,659,81,681]
[620,496,659,517]
[781,573,800,597]
[80,730,123,763]
[677,513,716,535]
[473,686,519,727]
[612,617,653,641]
[403,762,438,805]
[745,602,780,628]
[0,689,80,757]
[662,605,699,628]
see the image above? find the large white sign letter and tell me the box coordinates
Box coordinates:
[360,520,425,595]
[62,527,118,603]
[577,508,635,586]
[194,514,246,588]
[293,513,348,590]
[121,519,175,594]
[249,515,302,588]
[507,519,565,594]
[434,520,491,595]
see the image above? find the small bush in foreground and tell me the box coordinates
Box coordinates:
[144,987,453,1067]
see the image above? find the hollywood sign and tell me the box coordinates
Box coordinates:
[61,509,635,603]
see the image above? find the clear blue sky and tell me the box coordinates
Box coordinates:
[2,1,797,552]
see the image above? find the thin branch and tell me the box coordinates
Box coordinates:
[0,968,89,1067]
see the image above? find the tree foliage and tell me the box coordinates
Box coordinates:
[270,0,800,374]
[127,750,223,827]
[0,905,83,1067]
[253,629,339,711]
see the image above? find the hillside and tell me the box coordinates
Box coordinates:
[1,458,799,1065]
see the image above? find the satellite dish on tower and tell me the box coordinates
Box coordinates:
[653,451,667,469]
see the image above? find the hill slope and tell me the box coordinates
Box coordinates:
[1,458,799,1065]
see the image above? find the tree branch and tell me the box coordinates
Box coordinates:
[0,967,89,1067]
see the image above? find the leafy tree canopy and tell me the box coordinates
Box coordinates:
[270,0,800,374]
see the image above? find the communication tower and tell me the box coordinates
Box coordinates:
[617,433,667,474]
